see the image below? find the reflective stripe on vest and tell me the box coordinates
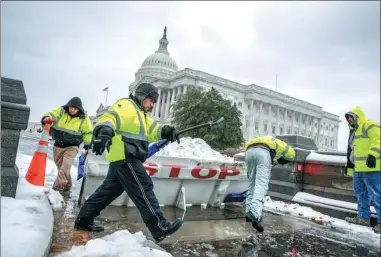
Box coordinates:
[51,107,85,135]
[354,123,380,139]
[354,156,381,161]
[272,137,292,161]
[116,99,148,142]
[149,121,159,134]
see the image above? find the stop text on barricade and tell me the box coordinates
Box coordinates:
[144,162,245,180]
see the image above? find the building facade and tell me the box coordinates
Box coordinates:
[124,27,341,151]
[26,121,42,133]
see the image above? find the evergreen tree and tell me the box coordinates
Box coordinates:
[171,87,244,150]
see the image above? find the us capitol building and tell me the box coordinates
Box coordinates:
[123,27,340,152]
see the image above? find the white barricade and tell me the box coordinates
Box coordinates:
[80,152,248,209]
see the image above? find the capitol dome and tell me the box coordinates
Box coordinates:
[139,26,178,73]
[141,52,178,72]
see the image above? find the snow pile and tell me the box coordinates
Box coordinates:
[155,137,234,163]
[1,196,54,257]
[16,153,79,211]
[263,196,380,247]
[56,230,173,257]
[1,152,79,257]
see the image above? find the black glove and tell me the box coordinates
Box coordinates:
[161,125,180,143]
[277,157,290,165]
[92,125,115,156]
[40,116,49,126]
[84,144,90,151]
[366,155,376,168]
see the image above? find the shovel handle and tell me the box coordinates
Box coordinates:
[177,116,225,136]
[157,117,225,148]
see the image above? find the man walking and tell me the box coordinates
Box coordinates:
[41,97,93,192]
[244,136,295,232]
[344,106,380,234]
[74,83,183,243]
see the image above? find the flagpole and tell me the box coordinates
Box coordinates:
[105,88,109,106]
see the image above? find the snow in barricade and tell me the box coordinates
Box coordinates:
[56,230,172,257]
[155,137,234,163]
[263,196,380,247]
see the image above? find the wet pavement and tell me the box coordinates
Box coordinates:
[48,191,380,257]
[17,134,381,257]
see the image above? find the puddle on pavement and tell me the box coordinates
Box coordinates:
[161,232,380,257]
[50,194,380,257]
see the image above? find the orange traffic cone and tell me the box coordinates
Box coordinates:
[25,124,51,186]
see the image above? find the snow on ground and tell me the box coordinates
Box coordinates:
[5,148,173,257]
[1,152,76,257]
[1,153,58,257]
[263,196,380,247]
[56,230,173,257]
[155,137,234,163]
[15,153,80,211]
[1,195,53,257]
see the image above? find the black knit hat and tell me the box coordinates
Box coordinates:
[135,83,159,103]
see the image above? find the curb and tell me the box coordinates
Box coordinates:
[42,195,54,257]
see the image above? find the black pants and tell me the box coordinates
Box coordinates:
[77,158,166,233]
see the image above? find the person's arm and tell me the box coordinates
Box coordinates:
[41,107,62,125]
[273,138,296,165]
[367,121,380,159]
[91,102,119,155]
[81,114,93,150]
[146,116,165,143]
[146,116,179,143]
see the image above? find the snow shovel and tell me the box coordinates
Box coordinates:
[147,117,225,158]
[77,143,93,206]
[77,150,89,181]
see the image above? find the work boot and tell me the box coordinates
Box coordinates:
[74,218,104,232]
[150,218,184,243]
[251,217,264,233]
[345,216,370,226]
[246,212,264,233]
[373,223,381,234]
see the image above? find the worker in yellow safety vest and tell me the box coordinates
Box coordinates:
[75,83,183,243]
[41,97,93,192]
[344,106,380,234]
[244,136,296,232]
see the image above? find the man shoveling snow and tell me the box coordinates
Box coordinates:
[75,83,183,243]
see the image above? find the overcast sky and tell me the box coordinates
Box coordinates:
[2,1,380,151]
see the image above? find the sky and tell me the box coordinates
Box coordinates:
[1,1,380,151]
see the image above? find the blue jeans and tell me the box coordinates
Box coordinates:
[353,171,381,222]
[245,147,272,220]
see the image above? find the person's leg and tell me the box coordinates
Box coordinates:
[246,148,272,232]
[345,172,370,226]
[60,146,78,190]
[75,165,124,232]
[112,159,183,243]
[52,147,66,190]
[244,148,257,217]
[363,171,381,233]
[53,146,64,170]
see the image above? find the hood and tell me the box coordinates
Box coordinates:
[63,97,85,118]
[129,93,144,111]
[345,106,367,130]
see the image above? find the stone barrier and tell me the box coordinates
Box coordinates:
[1,77,31,197]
